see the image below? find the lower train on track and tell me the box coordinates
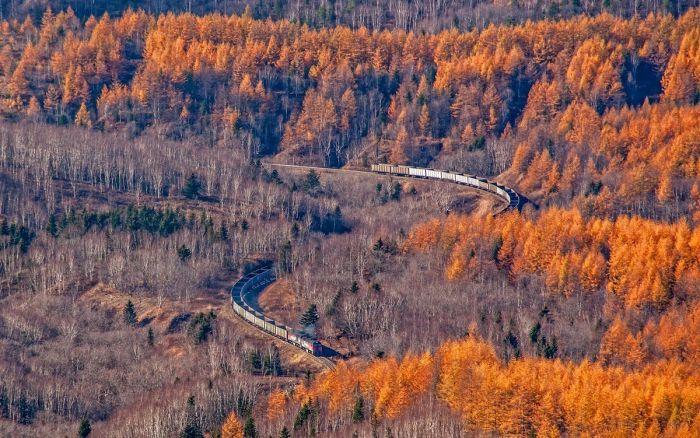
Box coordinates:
[371,164,520,212]
[231,266,323,356]
[233,165,520,356]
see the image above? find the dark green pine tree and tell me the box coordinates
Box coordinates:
[352,395,365,423]
[219,221,228,241]
[300,304,319,327]
[77,418,91,437]
[243,417,257,438]
[177,244,192,262]
[290,222,300,240]
[46,214,59,238]
[279,426,290,438]
[181,396,203,438]
[303,170,320,192]
[147,327,155,346]
[183,173,202,199]
[293,403,311,430]
[123,300,137,326]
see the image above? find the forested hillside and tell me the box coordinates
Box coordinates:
[2,6,700,438]
[3,0,697,31]
[2,9,700,220]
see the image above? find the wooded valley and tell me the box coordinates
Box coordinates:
[1,4,700,438]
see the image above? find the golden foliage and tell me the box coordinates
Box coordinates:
[405,208,700,310]
[221,411,244,438]
[300,336,700,435]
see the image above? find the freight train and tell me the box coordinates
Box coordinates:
[232,165,521,357]
[371,164,520,212]
[231,266,323,355]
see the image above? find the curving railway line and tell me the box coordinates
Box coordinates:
[230,264,335,369]
[231,164,524,369]
[268,163,523,214]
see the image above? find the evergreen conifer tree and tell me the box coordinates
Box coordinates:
[352,396,365,423]
[300,304,319,327]
[183,174,202,199]
[243,417,257,438]
[77,418,91,437]
[147,327,155,346]
[123,300,137,326]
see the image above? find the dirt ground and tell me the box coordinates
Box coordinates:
[80,270,328,374]
[257,278,303,328]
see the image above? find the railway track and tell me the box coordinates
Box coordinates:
[234,163,524,370]
[233,291,336,371]
[231,265,335,370]
[267,162,523,214]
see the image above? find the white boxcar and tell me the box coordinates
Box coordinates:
[274,325,287,339]
[409,167,426,177]
[426,169,442,179]
[396,166,410,175]
[245,311,255,324]
[440,171,456,182]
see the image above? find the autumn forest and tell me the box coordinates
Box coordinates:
[1,2,700,438]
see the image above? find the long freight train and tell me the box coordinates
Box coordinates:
[371,164,521,213]
[231,266,322,356]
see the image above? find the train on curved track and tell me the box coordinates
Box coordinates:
[232,164,523,357]
[231,265,322,355]
[371,164,521,213]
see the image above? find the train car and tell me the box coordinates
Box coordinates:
[264,318,276,333]
[396,165,410,175]
[248,311,258,324]
[246,311,257,324]
[273,324,287,339]
[376,164,391,173]
[288,332,300,346]
[440,171,456,182]
[300,338,314,353]
[245,310,255,324]
[253,314,265,328]
[409,167,426,178]
[425,169,442,179]
[368,164,520,214]
[312,341,323,355]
